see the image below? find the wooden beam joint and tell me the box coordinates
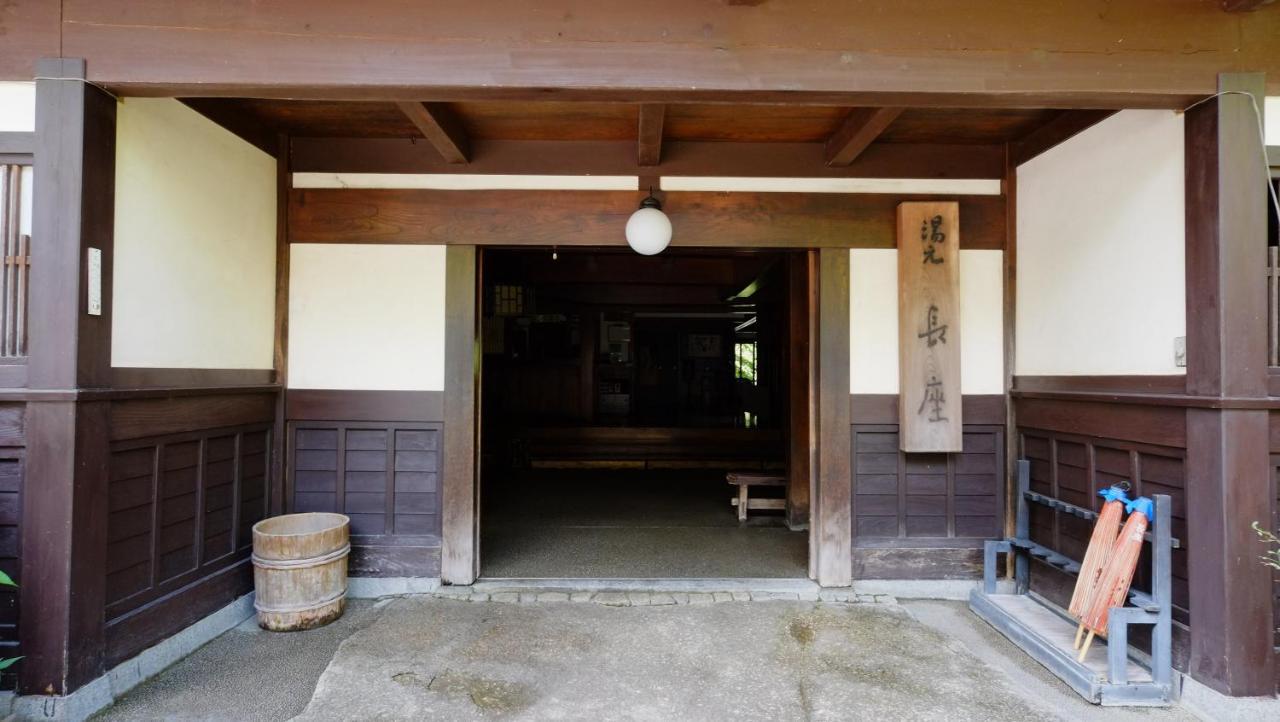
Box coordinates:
[395,101,470,164]
[824,107,903,167]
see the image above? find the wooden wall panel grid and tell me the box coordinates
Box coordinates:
[0,448,21,685]
[852,424,1004,544]
[104,423,271,638]
[1019,426,1190,630]
[288,420,442,577]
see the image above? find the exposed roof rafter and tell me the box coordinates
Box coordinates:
[824,107,903,167]
[395,101,470,164]
[638,104,666,166]
[1008,109,1118,166]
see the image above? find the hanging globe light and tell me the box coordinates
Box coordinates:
[625,189,672,256]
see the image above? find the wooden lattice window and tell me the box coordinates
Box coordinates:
[0,165,29,359]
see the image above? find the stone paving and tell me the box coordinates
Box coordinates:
[429,586,895,605]
[93,592,1222,722]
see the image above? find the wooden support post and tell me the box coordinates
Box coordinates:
[814,247,852,587]
[1002,144,1019,577]
[1183,71,1276,696]
[20,58,116,696]
[785,253,813,530]
[271,133,290,516]
[441,246,479,584]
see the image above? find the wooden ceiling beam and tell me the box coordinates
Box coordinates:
[824,108,903,167]
[289,188,1006,250]
[637,104,666,166]
[395,101,470,164]
[1008,109,1118,166]
[1220,0,1273,11]
[292,138,1006,180]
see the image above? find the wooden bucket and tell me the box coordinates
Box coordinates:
[251,512,350,631]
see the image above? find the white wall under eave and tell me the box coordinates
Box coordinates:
[1016,110,1186,377]
[1266,97,1278,145]
[288,244,446,392]
[0,82,35,132]
[112,98,277,369]
[849,248,1004,395]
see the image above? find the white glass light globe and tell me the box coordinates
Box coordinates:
[625,206,672,256]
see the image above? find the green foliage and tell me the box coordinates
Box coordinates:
[0,570,16,674]
[1253,521,1280,571]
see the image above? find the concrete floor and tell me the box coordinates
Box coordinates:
[93,596,1201,722]
[481,470,807,578]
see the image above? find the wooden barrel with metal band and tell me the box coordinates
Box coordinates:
[251,512,351,631]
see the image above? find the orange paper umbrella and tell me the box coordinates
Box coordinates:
[1077,496,1152,663]
[1070,486,1128,649]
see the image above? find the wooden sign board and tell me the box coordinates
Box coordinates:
[898,202,962,452]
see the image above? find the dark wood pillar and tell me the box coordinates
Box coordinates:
[814,248,852,587]
[1183,71,1276,696]
[20,58,116,695]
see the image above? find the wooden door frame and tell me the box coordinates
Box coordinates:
[440,244,853,587]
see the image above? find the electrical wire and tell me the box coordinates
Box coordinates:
[30,76,120,101]
[1182,90,1280,233]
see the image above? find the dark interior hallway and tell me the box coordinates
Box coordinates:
[480,470,806,579]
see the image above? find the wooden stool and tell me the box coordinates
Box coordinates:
[726,472,786,522]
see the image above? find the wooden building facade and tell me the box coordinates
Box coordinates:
[0,0,1278,710]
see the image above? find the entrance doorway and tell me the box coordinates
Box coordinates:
[477,247,810,578]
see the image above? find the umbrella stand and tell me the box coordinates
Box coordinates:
[968,460,1177,706]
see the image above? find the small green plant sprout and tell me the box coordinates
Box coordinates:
[0,570,19,672]
[1252,521,1280,571]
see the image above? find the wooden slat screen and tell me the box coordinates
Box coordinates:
[0,165,29,359]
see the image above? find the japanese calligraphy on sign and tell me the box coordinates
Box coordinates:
[898,202,962,452]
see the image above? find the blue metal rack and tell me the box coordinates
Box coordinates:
[969,459,1177,706]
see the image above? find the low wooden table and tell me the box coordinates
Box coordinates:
[726,472,786,522]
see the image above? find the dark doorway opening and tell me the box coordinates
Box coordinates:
[478,247,809,578]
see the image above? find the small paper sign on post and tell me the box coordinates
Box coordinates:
[898,202,962,452]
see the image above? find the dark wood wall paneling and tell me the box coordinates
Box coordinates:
[1011,376,1199,673]
[102,393,275,665]
[0,404,22,676]
[850,395,1005,579]
[286,389,446,577]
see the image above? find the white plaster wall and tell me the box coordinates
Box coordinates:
[1016,110,1186,376]
[0,82,35,131]
[113,98,277,369]
[849,248,1004,394]
[1266,97,1278,145]
[288,244,446,391]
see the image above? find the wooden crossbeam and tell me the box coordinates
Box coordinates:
[395,101,470,164]
[824,107,903,167]
[637,104,666,166]
[1008,109,1117,166]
